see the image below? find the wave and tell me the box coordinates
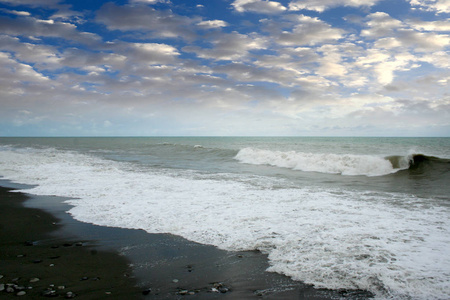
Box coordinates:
[235,148,449,177]
[1,146,449,299]
[387,154,449,173]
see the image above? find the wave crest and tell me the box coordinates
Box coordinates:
[235,148,401,177]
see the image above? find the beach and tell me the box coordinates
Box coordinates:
[0,185,142,299]
[0,184,376,299]
[0,137,448,299]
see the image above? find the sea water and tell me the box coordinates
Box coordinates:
[0,137,449,299]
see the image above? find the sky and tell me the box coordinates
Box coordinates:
[0,0,449,137]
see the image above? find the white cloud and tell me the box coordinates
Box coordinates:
[409,0,450,14]
[129,0,167,4]
[1,9,31,16]
[197,20,228,29]
[289,0,381,12]
[183,32,267,61]
[127,43,180,63]
[232,0,287,14]
[408,19,450,31]
[275,15,344,46]
[361,12,404,38]
[0,52,49,82]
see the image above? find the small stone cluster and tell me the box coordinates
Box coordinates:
[142,280,231,297]
[0,275,76,298]
[175,282,231,296]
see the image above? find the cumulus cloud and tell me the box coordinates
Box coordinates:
[0,15,100,45]
[0,52,49,83]
[409,0,450,14]
[275,15,344,46]
[125,42,180,63]
[0,35,61,70]
[183,31,267,61]
[232,0,287,14]
[288,0,381,12]
[407,19,450,31]
[197,20,228,29]
[96,2,195,40]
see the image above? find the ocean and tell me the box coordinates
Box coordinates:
[0,137,449,299]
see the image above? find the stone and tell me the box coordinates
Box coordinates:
[0,283,4,292]
[6,286,15,293]
[178,290,189,295]
[142,288,152,295]
[65,291,76,298]
[172,279,179,283]
[42,289,58,297]
[58,285,66,290]
[17,291,26,296]
[29,278,40,283]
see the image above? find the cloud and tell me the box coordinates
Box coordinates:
[183,31,267,61]
[0,0,61,6]
[288,0,381,12]
[0,35,61,70]
[407,19,450,31]
[96,3,195,40]
[197,20,228,29]
[232,0,287,14]
[129,0,169,4]
[409,0,450,14]
[362,12,450,52]
[0,0,448,136]
[274,15,344,46]
[0,52,49,84]
[125,42,180,63]
[0,9,31,16]
[0,15,100,45]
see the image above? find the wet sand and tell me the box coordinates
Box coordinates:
[0,183,373,299]
[0,185,142,299]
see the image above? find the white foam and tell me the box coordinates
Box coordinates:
[1,147,449,299]
[234,147,401,176]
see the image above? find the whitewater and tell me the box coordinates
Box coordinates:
[0,137,449,299]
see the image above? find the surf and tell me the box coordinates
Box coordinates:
[235,148,450,177]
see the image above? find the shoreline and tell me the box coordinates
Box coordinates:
[0,184,143,299]
[0,182,374,299]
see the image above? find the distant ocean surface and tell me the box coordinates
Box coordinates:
[1,137,449,299]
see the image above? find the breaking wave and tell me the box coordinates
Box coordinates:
[235,148,449,177]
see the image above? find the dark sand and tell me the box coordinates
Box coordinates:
[0,183,373,299]
[0,185,142,299]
